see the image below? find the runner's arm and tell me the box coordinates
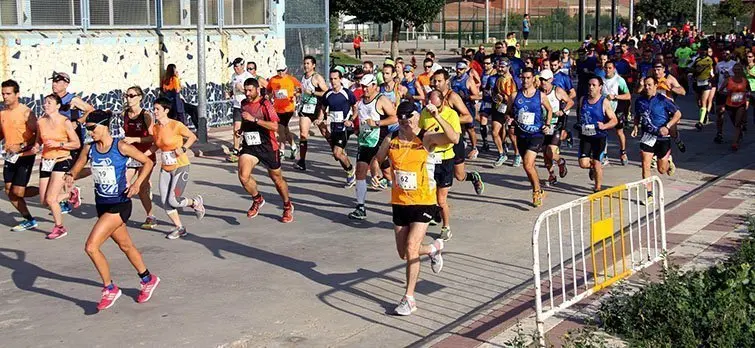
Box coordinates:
[72,97,95,122]
[373,135,392,164]
[600,99,618,130]
[60,120,81,150]
[540,91,553,128]
[176,123,197,155]
[468,79,482,101]
[424,110,460,148]
[313,75,328,97]
[67,143,91,181]
[667,76,686,96]
[414,80,426,103]
[22,109,38,152]
[451,93,473,124]
[377,97,398,127]
[118,141,155,196]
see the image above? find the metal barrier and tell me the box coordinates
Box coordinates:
[531,176,667,345]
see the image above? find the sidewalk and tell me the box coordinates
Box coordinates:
[424,163,755,348]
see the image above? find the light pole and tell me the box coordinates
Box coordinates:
[197,0,208,143]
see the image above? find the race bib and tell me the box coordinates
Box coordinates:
[731,92,745,103]
[329,111,345,123]
[302,103,316,114]
[696,79,709,87]
[641,132,657,147]
[544,126,554,135]
[581,124,597,136]
[92,165,117,185]
[161,151,178,165]
[4,152,19,164]
[482,102,492,109]
[428,152,442,165]
[243,131,262,146]
[41,158,56,172]
[424,86,433,93]
[126,157,143,168]
[518,111,535,126]
[497,103,508,113]
[395,170,418,190]
[275,89,288,100]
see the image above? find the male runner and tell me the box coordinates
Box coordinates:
[417,58,435,95]
[227,57,253,163]
[492,59,518,167]
[295,56,329,171]
[450,61,482,159]
[691,46,715,130]
[267,63,300,160]
[714,49,736,132]
[507,68,552,207]
[347,74,397,220]
[237,78,294,223]
[577,77,618,193]
[478,56,498,152]
[675,40,694,90]
[538,70,573,186]
[0,79,39,231]
[601,60,632,166]
[320,69,358,187]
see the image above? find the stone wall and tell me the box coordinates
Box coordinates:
[0,28,285,126]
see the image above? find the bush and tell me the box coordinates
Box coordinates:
[598,215,755,347]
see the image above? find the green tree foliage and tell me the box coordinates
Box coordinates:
[334,0,445,58]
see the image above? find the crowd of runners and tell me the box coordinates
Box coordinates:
[1,24,753,316]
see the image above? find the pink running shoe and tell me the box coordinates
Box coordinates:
[136,275,161,303]
[46,225,67,240]
[97,285,122,311]
[68,186,82,209]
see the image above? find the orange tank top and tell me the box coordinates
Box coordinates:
[0,104,34,154]
[657,76,672,97]
[389,132,437,206]
[37,115,72,160]
[726,78,748,107]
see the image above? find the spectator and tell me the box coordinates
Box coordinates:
[474,45,486,65]
[353,32,363,60]
[160,64,186,124]
[522,14,530,47]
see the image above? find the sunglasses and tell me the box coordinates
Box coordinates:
[125,94,140,99]
[483,62,492,65]
[247,67,255,71]
[85,121,106,131]
[424,65,432,69]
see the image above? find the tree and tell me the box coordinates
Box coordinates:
[719,0,753,21]
[335,0,445,58]
[635,0,696,26]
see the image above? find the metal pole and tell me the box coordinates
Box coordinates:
[611,0,616,36]
[324,0,330,75]
[505,0,509,36]
[197,0,208,143]
[579,0,585,41]
[485,0,490,42]
[595,0,600,39]
[695,0,701,30]
[458,0,462,49]
[629,0,634,35]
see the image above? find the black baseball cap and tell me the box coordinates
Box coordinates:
[397,101,417,120]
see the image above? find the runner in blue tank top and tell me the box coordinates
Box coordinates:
[507,67,553,207]
[66,110,161,312]
[576,77,617,193]
[451,61,482,159]
[401,65,425,111]
[479,57,499,152]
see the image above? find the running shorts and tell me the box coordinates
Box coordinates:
[640,139,672,160]
[278,112,294,128]
[357,145,379,164]
[434,159,454,188]
[3,154,35,187]
[96,200,133,223]
[232,107,243,122]
[392,204,440,226]
[516,135,544,155]
[578,136,607,161]
[39,158,72,179]
[239,146,282,170]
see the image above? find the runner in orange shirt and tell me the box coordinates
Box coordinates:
[417,58,435,96]
[266,63,302,160]
[0,79,39,231]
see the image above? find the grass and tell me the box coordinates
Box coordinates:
[330,51,361,66]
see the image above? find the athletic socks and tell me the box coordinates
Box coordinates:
[699,107,707,123]
[356,180,367,205]
[138,270,151,283]
[464,172,475,182]
[299,140,308,160]
[480,124,488,144]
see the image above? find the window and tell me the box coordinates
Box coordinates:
[161,0,181,26]
[189,0,218,25]
[30,0,82,26]
[224,0,266,26]
[90,0,155,26]
[0,0,18,26]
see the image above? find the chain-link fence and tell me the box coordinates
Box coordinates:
[285,0,329,77]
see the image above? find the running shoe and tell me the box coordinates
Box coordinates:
[714,133,724,144]
[394,296,417,316]
[620,151,628,166]
[471,171,484,195]
[732,143,740,152]
[429,239,444,274]
[467,148,479,160]
[668,157,676,176]
[675,138,687,153]
[651,156,657,169]
[546,173,558,187]
[166,226,187,240]
[494,153,508,167]
[60,201,72,215]
[641,191,655,206]
[588,167,595,182]
[293,159,306,171]
[288,145,298,161]
[558,158,568,178]
[512,155,522,167]
[46,225,67,240]
[345,170,357,188]
[97,285,122,311]
[695,122,703,131]
[348,206,367,220]
[192,195,205,220]
[566,131,574,148]
[440,226,452,241]
[601,155,610,167]
[281,202,294,223]
[481,143,490,152]
[370,176,388,190]
[11,218,37,232]
[279,149,285,160]
[533,189,545,208]
[141,216,158,230]
[247,196,266,219]
[136,275,161,303]
[226,154,238,163]
[68,186,82,209]
[380,178,392,189]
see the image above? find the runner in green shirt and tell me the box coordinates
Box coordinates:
[675,41,694,91]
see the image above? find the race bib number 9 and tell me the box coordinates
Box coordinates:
[161,151,178,165]
[92,165,117,185]
[518,111,535,126]
[4,152,19,164]
[640,132,657,147]
[41,158,56,172]
[243,131,262,146]
[302,103,316,114]
[395,170,418,190]
[581,124,597,136]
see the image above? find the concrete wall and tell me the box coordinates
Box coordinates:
[0,28,285,126]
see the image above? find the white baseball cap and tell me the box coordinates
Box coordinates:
[360,74,377,86]
[539,69,554,80]
[276,62,287,71]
